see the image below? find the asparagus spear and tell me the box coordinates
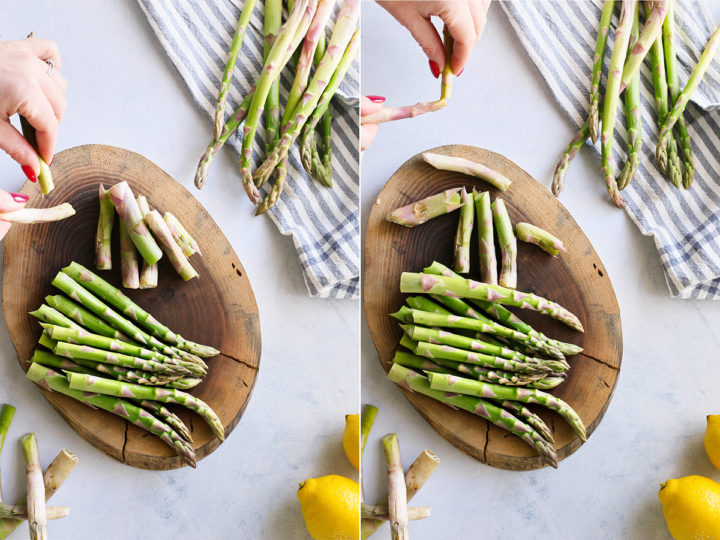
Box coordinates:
[361,504,429,521]
[619,0,669,92]
[386,188,463,227]
[388,364,558,467]
[26,363,196,467]
[495,400,554,443]
[453,188,474,273]
[392,350,457,375]
[107,182,163,265]
[137,196,158,289]
[19,116,53,195]
[32,349,95,376]
[0,405,15,502]
[66,372,225,441]
[400,272,584,332]
[551,119,590,196]
[361,449,439,538]
[492,199,517,289]
[529,376,565,390]
[663,0,694,188]
[422,153,511,191]
[45,295,130,342]
[0,204,75,224]
[601,0,635,208]
[61,262,219,358]
[427,372,586,441]
[423,262,583,355]
[164,212,201,257]
[361,99,447,124]
[213,0,258,138]
[95,185,114,270]
[0,505,67,521]
[263,0,282,153]
[119,221,140,289]
[134,400,192,443]
[382,434,408,540]
[440,25,454,100]
[618,1,643,191]
[29,304,83,331]
[588,0,616,143]
[474,191,498,284]
[405,295,451,315]
[144,210,198,281]
[360,404,378,458]
[515,222,566,256]
[20,434,46,540]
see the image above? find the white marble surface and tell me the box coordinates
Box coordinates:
[0,1,358,539]
[361,2,720,539]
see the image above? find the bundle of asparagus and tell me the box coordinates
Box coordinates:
[359,405,438,539]
[27,263,222,467]
[553,0,720,207]
[195,0,360,215]
[0,404,78,539]
[95,181,202,288]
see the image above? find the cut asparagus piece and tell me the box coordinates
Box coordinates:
[19,116,53,195]
[144,210,198,281]
[66,372,224,442]
[0,404,15,503]
[26,364,196,467]
[588,1,616,143]
[382,434,408,540]
[137,196,158,289]
[0,505,67,521]
[474,191,498,284]
[427,371,586,441]
[164,212,201,257]
[400,272,584,332]
[0,203,75,224]
[119,220,140,289]
[361,99,447,124]
[20,433,46,540]
[360,404,378,458]
[107,182,163,265]
[95,184,114,270]
[492,199,517,289]
[453,188,474,273]
[440,25,454,100]
[386,188,462,227]
[422,153,511,191]
[516,222,566,256]
[361,503,430,521]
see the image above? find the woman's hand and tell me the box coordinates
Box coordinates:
[378,1,491,77]
[361,96,385,154]
[0,37,67,182]
[0,190,29,241]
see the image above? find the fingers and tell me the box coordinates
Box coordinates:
[361,95,385,117]
[439,3,479,74]
[361,124,379,153]
[0,189,29,242]
[17,86,59,163]
[23,37,62,69]
[469,0,491,43]
[37,60,68,122]
[0,119,40,173]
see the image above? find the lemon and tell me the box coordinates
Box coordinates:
[297,475,359,540]
[704,414,720,470]
[343,413,360,469]
[659,475,720,539]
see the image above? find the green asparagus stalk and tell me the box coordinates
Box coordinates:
[405,295,451,315]
[601,0,635,208]
[95,185,114,270]
[119,220,140,289]
[386,188,462,227]
[19,116,53,195]
[137,196,158,289]
[388,364,558,467]
[66,372,225,441]
[32,349,96,375]
[529,376,565,390]
[26,363,196,467]
[427,372,586,441]
[61,262,219,358]
[515,222,566,256]
[0,405,15,502]
[0,203,75,224]
[551,119,590,196]
[107,182,163,265]
[360,404,378,458]
[134,400,192,443]
[619,0,669,92]
[422,153,511,191]
[382,434,408,540]
[213,0,258,139]
[45,295,130,342]
[20,433,46,540]
[495,400,554,443]
[663,0,694,188]
[29,304,83,331]
[168,378,202,391]
[264,0,282,153]
[164,212,201,258]
[144,210,198,281]
[400,272,584,332]
[453,188,474,273]
[492,199,517,289]
[392,350,457,375]
[0,505,67,521]
[588,0,616,143]
[618,2,643,191]
[657,23,720,182]
[474,191,497,284]
[440,25,454,101]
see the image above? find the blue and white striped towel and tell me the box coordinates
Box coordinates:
[502,0,720,299]
[137,0,359,299]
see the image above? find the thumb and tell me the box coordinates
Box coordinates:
[361,95,386,117]
[0,119,41,178]
[0,189,29,242]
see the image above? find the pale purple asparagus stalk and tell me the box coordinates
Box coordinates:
[386,188,463,227]
[361,504,430,521]
[144,210,198,281]
[361,99,447,124]
[136,196,158,289]
[20,434,46,540]
[453,188,474,274]
[422,152,511,191]
[382,434,408,540]
[619,0,669,93]
[440,25,454,100]
[474,191,497,285]
[516,222,566,256]
[0,203,75,224]
[164,212,201,257]
[492,199,517,289]
[107,182,163,265]
[118,221,140,289]
[95,185,114,270]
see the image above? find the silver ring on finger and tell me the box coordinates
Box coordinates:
[45,59,55,77]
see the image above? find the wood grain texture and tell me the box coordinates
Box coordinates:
[364,145,622,470]
[3,144,261,470]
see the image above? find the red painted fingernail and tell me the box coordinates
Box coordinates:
[429,60,440,79]
[457,68,464,77]
[48,156,54,166]
[11,192,29,203]
[21,165,37,183]
[367,95,386,103]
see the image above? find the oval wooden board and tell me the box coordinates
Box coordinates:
[3,144,261,470]
[364,145,622,470]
